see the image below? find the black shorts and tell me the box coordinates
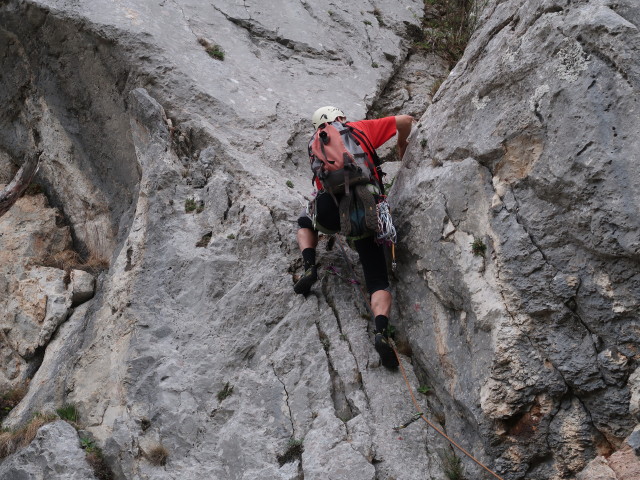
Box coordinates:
[298,192,389,295]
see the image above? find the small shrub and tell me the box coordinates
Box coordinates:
[286,180,294,188]
[418,385,432,395]
[277,438,304,466]
[227,233,236,240]
[0,386,28,421]
[386,324,397,339]
[81,438,114,479]
[147,444,169,466]
[206,45,224,60]
[443,451,464,480]
[185,198,197,213]
[414,0,480,66]
[371,62,379,68]
[471,238,487,257]
[56,404,79,423]
[140,417,151,431]
[198,37,224,60]
[217,382,234,402]
[196,232,212,248]
[363,20,372,26]
[373,7,385,26]
[421,138,428,148]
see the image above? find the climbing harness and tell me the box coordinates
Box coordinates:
[393,412,423,431]
[333,235,505,480]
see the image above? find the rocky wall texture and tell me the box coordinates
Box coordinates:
[0,0,638,479]
[392,0,640,478]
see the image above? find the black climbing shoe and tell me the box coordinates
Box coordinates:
[375,333,399,369]
[294,265,318,295]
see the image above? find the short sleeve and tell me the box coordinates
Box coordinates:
[348,117,397,149]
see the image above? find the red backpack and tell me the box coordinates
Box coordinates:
[308,121,382,195]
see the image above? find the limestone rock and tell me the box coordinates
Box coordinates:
[71,270,96,307]
[0,0,638,479]
[0,420,97,480]
[393,0,640,477]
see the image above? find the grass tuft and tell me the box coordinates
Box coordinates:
[56,404,79,423]
[198,37,225,60]
[0,385,28,421]
[443,450,465,479]
[277,438,304,466]
[414,0,484,66]
[217,382,234,402]
[0,413,57,459]
[81,437,114,479]
[471,238,487,257]
[147,444,169,466]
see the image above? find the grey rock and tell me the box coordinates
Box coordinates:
[0,420,97,480]
[627,425,640,456]
[0,0,638,480]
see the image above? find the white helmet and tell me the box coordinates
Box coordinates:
[311,106,345,130]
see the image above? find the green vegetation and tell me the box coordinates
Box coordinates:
[56,404,79,423]
[277,438,304,466]
[443,451,465,480]
[196,232,212,248]
[81,437,113,479]
[372,7,385,26]
[0,386,27,421]
[185,198,197,213]
[363,20,372,26]
[414,0,483,66]
[198,38,224,60]
[471,237,487,257]
[371,62,379,68]
[286,180,294,188]
[227,233,236,240]
[418,385,432,395]
[217,382,234,402]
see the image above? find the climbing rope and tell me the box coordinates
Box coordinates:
[375,198,397,245]
[375,197,397,271]
[333,235,505,480]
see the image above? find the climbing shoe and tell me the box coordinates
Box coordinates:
[293,265,318,295]
[374,332,399,369]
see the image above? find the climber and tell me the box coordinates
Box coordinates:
[294,106,414,368]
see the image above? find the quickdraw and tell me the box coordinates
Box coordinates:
[393,412,423,431]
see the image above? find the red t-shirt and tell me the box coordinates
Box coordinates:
[312,116,397,190]
[347,117,398,153]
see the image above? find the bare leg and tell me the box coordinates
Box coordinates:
[371,290,391,318]
[297,228,318,251]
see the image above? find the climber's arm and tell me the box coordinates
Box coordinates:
[395,115,414,160]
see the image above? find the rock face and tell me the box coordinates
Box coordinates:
[0,420,98,480]
[393,0,640,478]
[0,1,638,480]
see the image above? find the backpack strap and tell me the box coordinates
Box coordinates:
[347,124,386,195]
